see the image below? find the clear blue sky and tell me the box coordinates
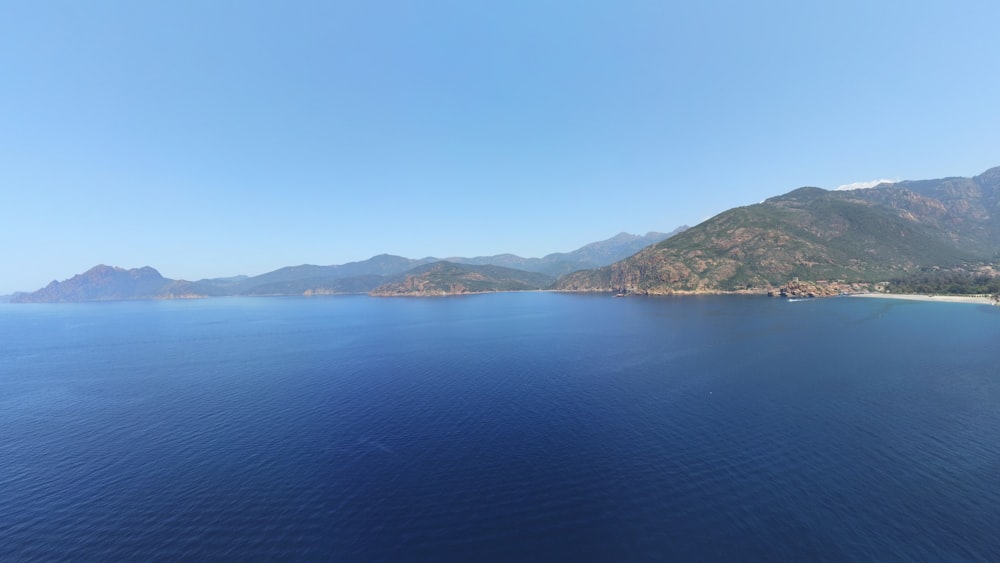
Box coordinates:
[2,1,998,294]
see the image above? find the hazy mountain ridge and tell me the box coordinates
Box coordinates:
[445,229,686,277]
[11,231,682,302]
[181,255,441,297]
[10,265,209,303]
[231,255,440,289]
[554,167,1000,294]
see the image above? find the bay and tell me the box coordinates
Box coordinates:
[1,294,999,561]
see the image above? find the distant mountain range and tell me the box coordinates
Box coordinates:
[442,230,684,277]
[12,166,1000,302]
[555,167,1000,294]
[10,230,684,302]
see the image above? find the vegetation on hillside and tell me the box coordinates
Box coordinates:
[888,265,1000,296]
[555,167,1000,295]
[371,262,555,296]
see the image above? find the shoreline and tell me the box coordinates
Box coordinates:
[846,293,997,305]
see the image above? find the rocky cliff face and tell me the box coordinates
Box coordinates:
[858,168,1000,252]
[767,279,872,298]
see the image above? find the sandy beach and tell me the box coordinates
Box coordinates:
[848,293,997,305]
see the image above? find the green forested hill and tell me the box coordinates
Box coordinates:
[371,262,555,296]
[554,167,1000,294]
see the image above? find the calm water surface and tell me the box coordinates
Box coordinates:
[1,294,999,561]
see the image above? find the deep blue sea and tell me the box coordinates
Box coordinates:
[2,293,999,561]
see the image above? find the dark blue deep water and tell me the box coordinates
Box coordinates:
[2,293,999,561]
